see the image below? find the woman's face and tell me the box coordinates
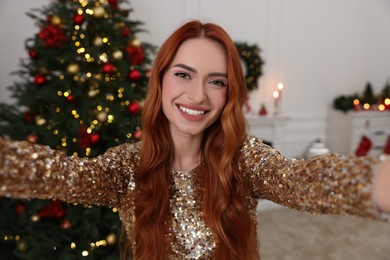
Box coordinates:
[161,38,228,139]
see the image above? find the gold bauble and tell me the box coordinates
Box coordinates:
[112,50,123,60]
[17,241,27,252]
[93,6,105,18]
[106,233,117,245]
[35,116,46,126]
[51,15,61,25]
[93,36,104,47]
[132,38,141,47]
[67,63,80,74]
[97,111,107,122]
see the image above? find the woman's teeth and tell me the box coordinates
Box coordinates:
[179,105,205,116]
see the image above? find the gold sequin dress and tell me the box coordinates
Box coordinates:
[0,135,385,259]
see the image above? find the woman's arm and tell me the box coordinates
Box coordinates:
[241,135,387,220]
[373,159,390,213]
[0,138,138,208]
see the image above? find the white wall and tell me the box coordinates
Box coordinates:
[1,0,390,157]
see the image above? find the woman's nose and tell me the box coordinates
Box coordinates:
[187,81,207,103]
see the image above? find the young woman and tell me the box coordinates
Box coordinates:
[1,20,390,260]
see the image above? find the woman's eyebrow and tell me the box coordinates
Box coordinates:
[173,63,227,78]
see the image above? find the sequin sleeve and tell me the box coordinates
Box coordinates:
[241,135,383,219]
[0,138,139,208]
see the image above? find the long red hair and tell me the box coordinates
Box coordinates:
[132,20,257,259]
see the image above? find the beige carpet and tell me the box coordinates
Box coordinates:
[257,207,390,260]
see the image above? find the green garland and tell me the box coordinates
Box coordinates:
[235,42,264,92]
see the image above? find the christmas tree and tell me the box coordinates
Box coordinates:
[0,0,154,258]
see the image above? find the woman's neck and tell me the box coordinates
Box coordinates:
[171,134,202,172]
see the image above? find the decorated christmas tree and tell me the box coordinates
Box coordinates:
[0,0,154,258]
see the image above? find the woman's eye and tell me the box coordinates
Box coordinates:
[209,80,226,87]
[174,72,190,79]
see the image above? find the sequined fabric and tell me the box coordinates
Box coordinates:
[0,135,384,259]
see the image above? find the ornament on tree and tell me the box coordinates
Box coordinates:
[112,50,123,60]
[61,219,72,229]
[38,24,66,47]
[134,129,142,139]
[66,94,75,102]
[35,115,46,126]
[127,101,140,115]
[15,203,27,215]
[34,74,47,85]
[37,201,66,219]
[93,6,106,18]
[28,49,39,59]
[27,133,39,144]
[121,25,131,37]
[51,15,62,26]
[97,111,108,122]
[93,36,104,47]
[106,232,117,245]
[102,63,116,74]
[67,63,80,74]
[73,14,85,25]
[128,69,141,81]
[126,42,144,65]
[23,110,35,123]
[355,135,372,156]
[89,132,101,145]
[79,124,90,150]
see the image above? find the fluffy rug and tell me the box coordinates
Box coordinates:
[257,207,390,260]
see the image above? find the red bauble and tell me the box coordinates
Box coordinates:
[121,25,131,37]
[66,95,74,102]
[34,74,47,85]
[37,201,65,219]
[28,49,39,59]
[27,133,38,144]
[73,14,85,25]
[128,101,140,115]
[102,63,115,74]
[108,0,118,5]
[61,219,72,229]
[23,110,35,123]
[134,130,142,139]
[15,204,26,215]
[89,133,101,145]
[128,70,141,81]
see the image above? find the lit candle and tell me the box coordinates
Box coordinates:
[277,82,284,100]
[273,90,279,115]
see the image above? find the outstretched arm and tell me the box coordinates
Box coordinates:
[373,159,390,214]
[0,138,138,208]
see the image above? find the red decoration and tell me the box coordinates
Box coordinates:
[66,95,74,102]
[73,14,85,25]
[128,101,140,115]
[108,0,118,5]
[121,25,131,37]
[128,70,141,81]
[126,44,144,65]
[135,129,142,139]
[15,204,26,215]
[38,24,66,48]
[61,219,72,229]
[355,135,372,156]
[384,136,390,154]
[28,49,39,59]
[102,63,116,74]
[34,74,47,85]
[37,201,65,219]
[89,133,101,145]
[23,110,35,123]
[259,104,268,116]
[27,133,38,144]
[78,124,90,150]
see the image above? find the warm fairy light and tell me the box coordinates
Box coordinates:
[53,130,59,135]
[99,53,108,62]
[77,8,83,15]
[86,72,92,77]
[385,98,390,105]
[64,91,70,97]
[127,133,132,138]
[80,34,85,39]
[57,91,63,96]
[277,82,284,91]
[77,48,85,54]
[70,242,76,249]
[353,99,360,105]
[363,103,370,110]
[97,105,103,111]
[86,148,91,157]
[379,104,385,111]
[273,90,279,99]
[85,53,91,59]
[73,152,78,156]
[107,115,114,123]
[82,251,89,257]
[75,41,81,47]
[112,207,118,213]
[103,37,109,43]
[86,9,93,15]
